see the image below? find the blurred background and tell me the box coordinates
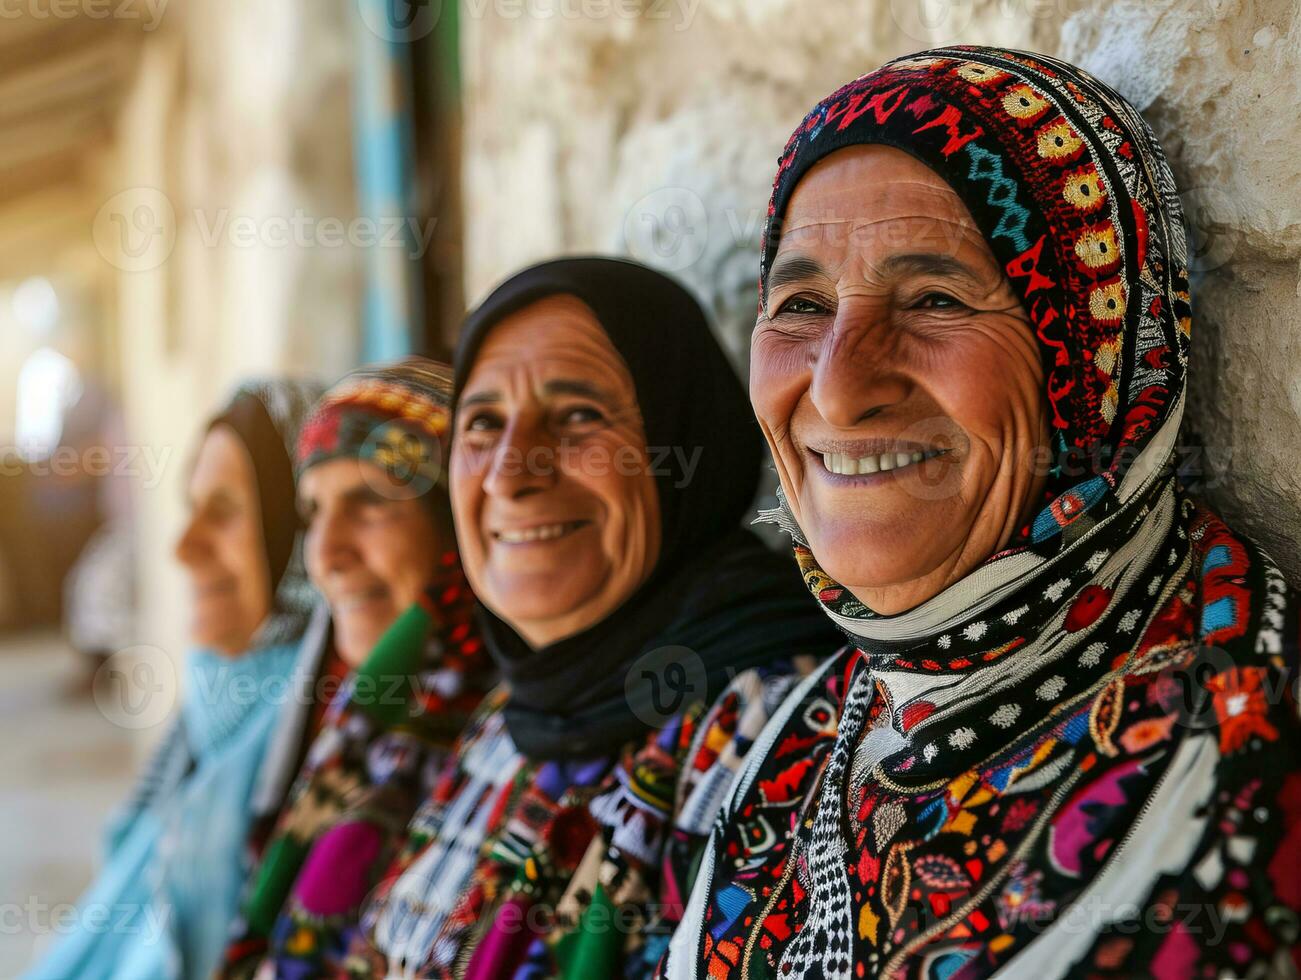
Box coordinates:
[1,0,1298,972]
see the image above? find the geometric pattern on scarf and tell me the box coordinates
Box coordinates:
[759,45,1192,561]
[672,46,1301,980]
[296,357,454,495]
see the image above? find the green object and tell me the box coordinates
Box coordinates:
[556,882,622,980]
[240,601,432,936]
[351,600,434,726]
[243,835,311,938]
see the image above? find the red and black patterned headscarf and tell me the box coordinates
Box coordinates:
[759,45,1192,557]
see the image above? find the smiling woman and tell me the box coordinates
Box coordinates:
[453,293,661,648]
[218,360,494,978]
[666,46,1301,980]
[342,257,840,978]
[755,143,1052,615]
[26,378,322,980]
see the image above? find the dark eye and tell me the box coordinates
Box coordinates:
[558,406,606,427]
[775,295,831,317]
[463,410,503,433]
[913,292,964,310]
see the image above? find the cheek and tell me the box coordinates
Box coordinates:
[374,520,438,604]
[927,329,1041,449]
[221,521,259,578]
[750,333,809,435]
[302,526,328,588]
[561,439,648,554]
[452,452,483,536]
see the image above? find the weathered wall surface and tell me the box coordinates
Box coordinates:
[109,0,361,660]
[460,0,1301,579]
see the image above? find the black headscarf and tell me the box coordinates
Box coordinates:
[453,256,840,759]
[206,378,323,646]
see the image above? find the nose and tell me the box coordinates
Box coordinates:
[174,514,208,568]
[481,418,557,501]
[809,303,910,429]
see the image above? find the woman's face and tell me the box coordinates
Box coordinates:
[299,457,442,666]
[452,294,661,649]
[175,425,272,655]
[753,144,1049,614]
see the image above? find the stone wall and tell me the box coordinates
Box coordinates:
[460,0,1301,579]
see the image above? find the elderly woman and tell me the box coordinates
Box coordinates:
[665,47,1301,978]
[218,359,494,977]
[344,257,840,977]
[27,379,322,980]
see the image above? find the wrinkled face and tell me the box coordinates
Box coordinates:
[753,144,1049,614]
[175,425,272,655]
[452,295,661,649]
[299,457,442,666]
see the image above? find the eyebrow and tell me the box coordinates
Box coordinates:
[764,251,984,305]
[459,378,615,409]
[299,483,390,515]
[877,252,983,285]
[764,254,827,305]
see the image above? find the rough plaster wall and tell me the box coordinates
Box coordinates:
[462,0,1301,579]
[1039,0,1301,583]
[462,1,1039,363]
[113,0,361,663]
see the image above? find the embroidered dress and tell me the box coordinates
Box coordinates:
[219,360,495,979]
[342,258,842,977]
[344,663,810,979]
[665,47,1301,979]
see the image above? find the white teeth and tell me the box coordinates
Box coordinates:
[820,449,946,476]
[495,523,576,544]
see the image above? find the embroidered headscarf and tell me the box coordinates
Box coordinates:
[219,358,494,978]
[669,46,1301,979]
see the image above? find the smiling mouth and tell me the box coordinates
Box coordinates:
[195,579,237,599]
[334,586,389,613]
[816,447,950,477]
[491,520,590,545]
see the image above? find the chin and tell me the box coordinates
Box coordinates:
[484,570,602,625]
[334,619,387,666]
[191,618,243,655]
[805,513,943,590]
